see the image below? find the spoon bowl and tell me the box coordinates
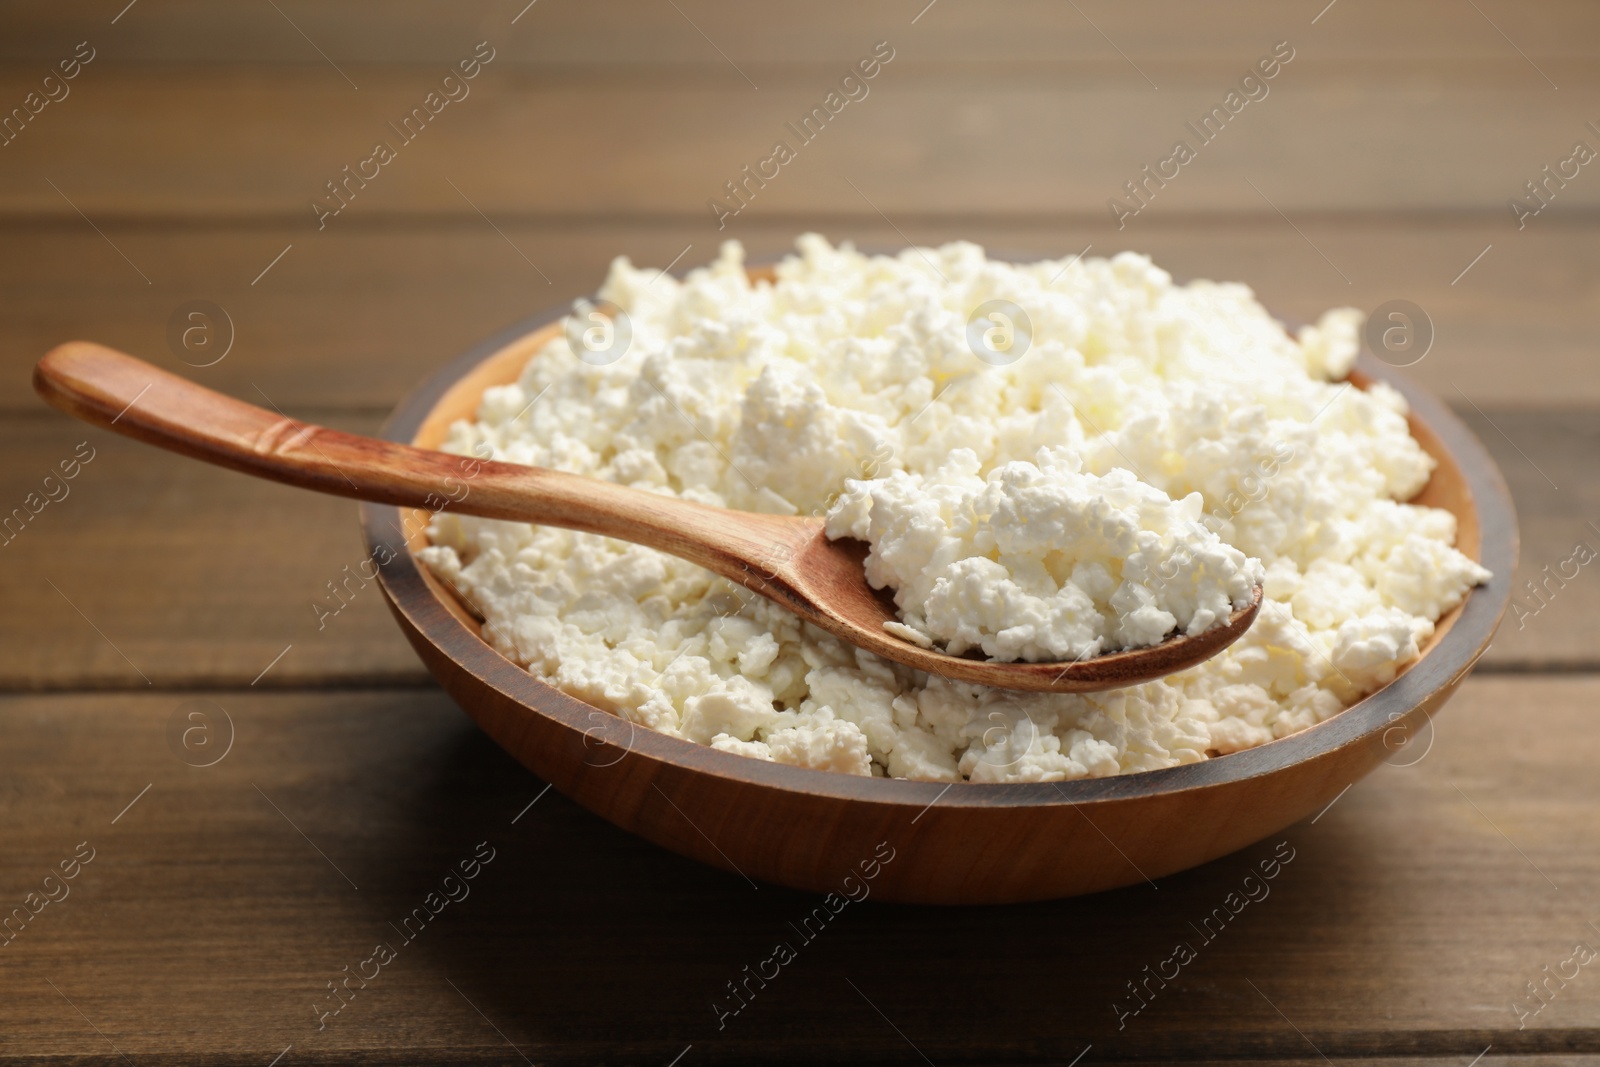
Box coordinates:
[33,341,1260,693]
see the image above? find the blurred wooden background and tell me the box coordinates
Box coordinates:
[2,2,1598,1064]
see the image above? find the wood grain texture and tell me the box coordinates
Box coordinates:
[5,0,1598,65]
[0,0,1593,1055]
[0,676,1596,1064]
[0,412,429,690]
[1455,408,1600,672]
[2,63,1597,220]
[4,219,1594,413]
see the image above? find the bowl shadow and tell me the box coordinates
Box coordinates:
[349,710,1392,1065]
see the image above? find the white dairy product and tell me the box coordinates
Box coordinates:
[824,447,1263,662]
[420,236,1491,783]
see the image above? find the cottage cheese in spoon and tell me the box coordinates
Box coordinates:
[420,237,1489,783]
[827,447,1262,661]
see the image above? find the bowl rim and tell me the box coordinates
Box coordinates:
[361,278,1517,812]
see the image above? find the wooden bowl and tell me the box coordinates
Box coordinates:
[361,274,1517,905]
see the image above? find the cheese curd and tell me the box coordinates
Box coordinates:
[420,236,1491,783]
[824,447,1263,661]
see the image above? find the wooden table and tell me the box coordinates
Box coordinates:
[3,2,1597,1063]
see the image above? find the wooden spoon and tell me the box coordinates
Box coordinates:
[34,342,1261,693]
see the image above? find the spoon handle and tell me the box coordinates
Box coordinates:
[34,342,806,577]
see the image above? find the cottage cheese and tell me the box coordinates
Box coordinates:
[825,447,1262,661]
[420,237,1490,783]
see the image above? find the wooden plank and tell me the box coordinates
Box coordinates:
[1,62,1597,219]
[0,412,430,690]
[0,676,1597,1063]
[2,219,1596,412]
[4,0,1597,65]
[0,405,1592,688]
[1462,407,1600,672]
